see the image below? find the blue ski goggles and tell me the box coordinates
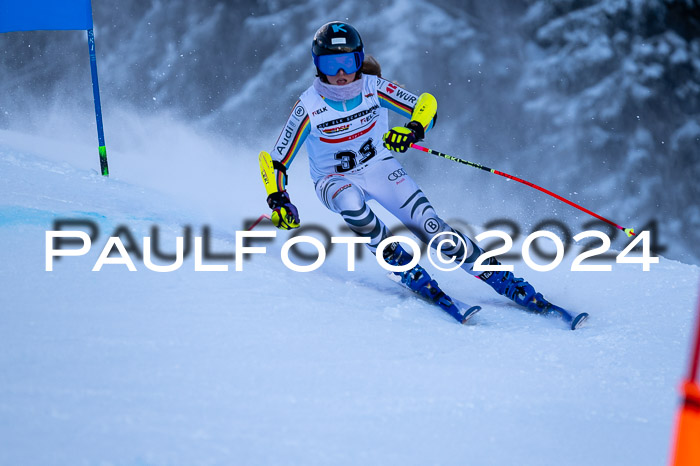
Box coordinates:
[314,51,364,76]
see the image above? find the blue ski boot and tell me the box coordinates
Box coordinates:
[477,264,540,312]
[383,242,480,324]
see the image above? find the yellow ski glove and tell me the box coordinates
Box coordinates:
[383,125,418,153]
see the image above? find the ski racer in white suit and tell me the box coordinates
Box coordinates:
[266,21,551,323]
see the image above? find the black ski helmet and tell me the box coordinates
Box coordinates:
[311,21,364,75]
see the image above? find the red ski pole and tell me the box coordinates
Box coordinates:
[246,214,270,231]
[410,144,637,237]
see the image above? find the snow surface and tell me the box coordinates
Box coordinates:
[1,120,699,466]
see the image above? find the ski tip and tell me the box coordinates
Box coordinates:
[570,312,589,330]
[459,305,481,325]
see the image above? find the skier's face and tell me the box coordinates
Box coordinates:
[327,69,356,86]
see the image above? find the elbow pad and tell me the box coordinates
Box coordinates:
[409,93,438,133]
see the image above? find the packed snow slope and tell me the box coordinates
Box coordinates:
[1,121,698,466]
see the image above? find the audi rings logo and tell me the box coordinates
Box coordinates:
[427,231,468,272]
[424,218,440,234]
[387,168,406,181]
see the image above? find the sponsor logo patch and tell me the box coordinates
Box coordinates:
[424,218,440,234]
[387,168,407,182]
[332,184,353,199]
[276,123,296,155]
[394,88,417,105]
[317,104,380,128]
[322,124,350,135]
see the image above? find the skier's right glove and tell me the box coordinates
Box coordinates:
[267,190,300,230]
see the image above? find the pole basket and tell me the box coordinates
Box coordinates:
[671,381,700,465]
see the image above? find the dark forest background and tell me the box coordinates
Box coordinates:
[1,0,698,262]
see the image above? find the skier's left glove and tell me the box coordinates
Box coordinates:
[267,190,300,230]
[382,121,425,153]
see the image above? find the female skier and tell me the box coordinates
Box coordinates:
[264,21,580,326]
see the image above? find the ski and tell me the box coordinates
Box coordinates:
[452,298,482,325]
[549,303,589,330]
[387,272,481,324]
[529,295,589,330]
